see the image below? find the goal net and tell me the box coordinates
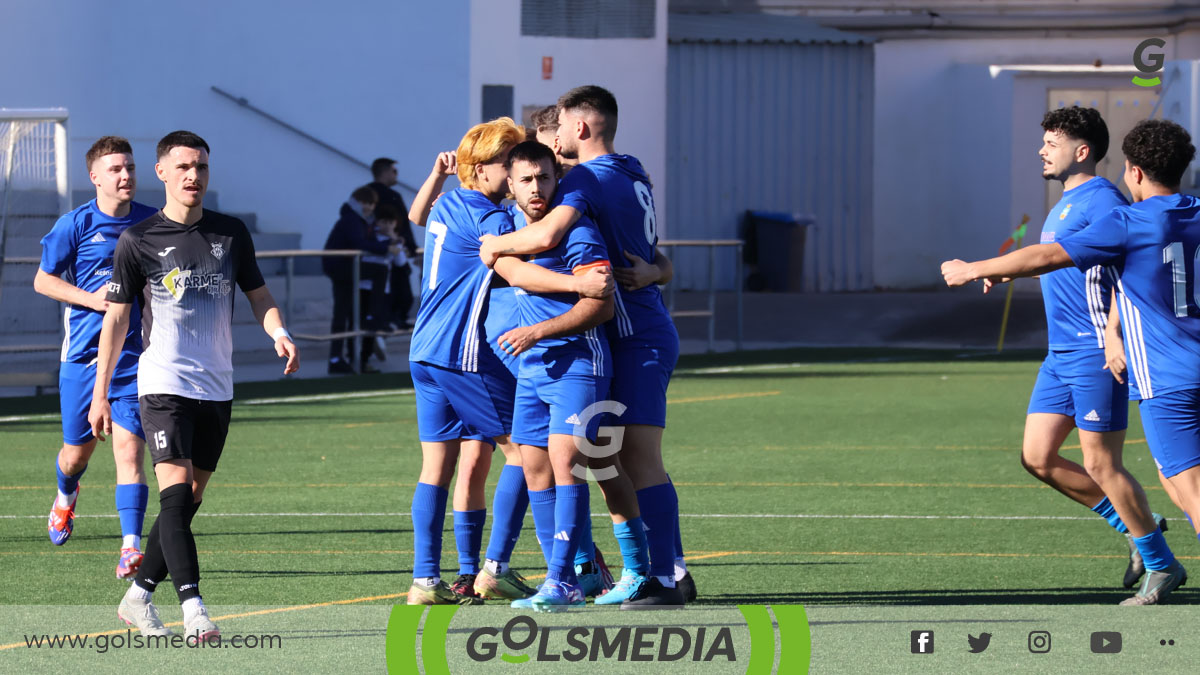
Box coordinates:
[0,109,69,390]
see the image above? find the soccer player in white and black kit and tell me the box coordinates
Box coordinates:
[89,131,299,639]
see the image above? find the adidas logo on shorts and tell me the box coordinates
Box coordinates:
[565,414,582,426]
[1084,410,1102,423]
[554,531,570,541]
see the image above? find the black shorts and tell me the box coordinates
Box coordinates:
[140,394,233,472]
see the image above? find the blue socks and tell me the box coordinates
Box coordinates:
[669,476,685,560]
[411,483,448,579]
[484,464,528,564]
[1132,529,1176,572]
[1090,497,1129,534]
[55,456,85,497]
[574,499,595,567]
[613,517,650,575]
[636,482,678,578]
[453,509,487,575]
[529,487,557,568]
[114,483,149,546]
[547,484,588,584]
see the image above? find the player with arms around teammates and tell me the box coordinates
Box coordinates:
[91,130,299,638]
[998,107,1170,588]
[943,119,1199,605]
[481,86,688,606]
[36,136,157,579]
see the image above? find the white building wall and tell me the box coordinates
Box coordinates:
[468,0,669,233]
[1,0,471,249]
[872,36,1189,289]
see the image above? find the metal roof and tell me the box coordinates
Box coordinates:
[668,11,874,45]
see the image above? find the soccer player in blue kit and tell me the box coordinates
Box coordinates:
[480,86,688,607]
[997,107,1167,588]
[490,140,652,610]
[35,136,156,579]
[943,119,1199,605]
[406,119,613,605]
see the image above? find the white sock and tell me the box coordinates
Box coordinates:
[122,534,140,550]
[674,558,688,581]
[485,560,509,575]
[414,577,439,588]
[656,575,676,588]
[56,490,76,508]
[127,584,153,602]
[182,596,206,621]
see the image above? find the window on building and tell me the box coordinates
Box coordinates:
[521,0,655,39]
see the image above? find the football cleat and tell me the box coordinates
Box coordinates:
[1124,514,1168,589]
[594,569,648,606]
[117,592,172,636]
[475,568,537,600]
[116,548,144,580]
[577,544,615,597]
[621,576,685,610]
[407,579,484,606]
[1120,560,1187,606]
[450,574,482,601]
[529,580,586,613]
[183,605,220,643]
[677,571,698,603]
[48,487,79,546]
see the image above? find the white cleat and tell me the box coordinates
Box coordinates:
[184,605,220,643]
[117,593,172,636]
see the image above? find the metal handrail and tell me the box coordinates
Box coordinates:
[658,239,744,352]
[210,86,420,198]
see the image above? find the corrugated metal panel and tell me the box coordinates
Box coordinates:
[669,11,873,45]
[666,39,874,292]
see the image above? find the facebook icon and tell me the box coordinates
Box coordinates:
[911,630,935,654]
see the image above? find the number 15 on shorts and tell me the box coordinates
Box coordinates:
[154,429,167,450]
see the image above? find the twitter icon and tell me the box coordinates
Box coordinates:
[967,633,992,653]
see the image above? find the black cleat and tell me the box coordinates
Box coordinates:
[620,576,684,610]
[451,574,482,602]
[677,571,697,603]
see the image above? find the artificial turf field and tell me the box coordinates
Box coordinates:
[2,347,1199,673]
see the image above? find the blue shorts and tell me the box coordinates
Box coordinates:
[1027,349,1128,432]
[59,357,144,445]
[609,323,679,428]
[511,373,611,447]
[412,361,514,443]
[1138,389,1200,479]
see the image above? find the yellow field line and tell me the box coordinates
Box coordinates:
[0,591,405,651]
[667,391,781,404]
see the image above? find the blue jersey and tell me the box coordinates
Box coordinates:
[1060,193,1200,399]
[556,154,672,339]
[39,200,156,365]
[1040,177,1128,350]
[409,189,514,372]
[482,206,524,376]
[516,214,612,379]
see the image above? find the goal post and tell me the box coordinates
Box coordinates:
[0,108,70,301]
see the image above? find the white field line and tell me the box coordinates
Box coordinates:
[0,388,417,423]
[0,512,1097,522]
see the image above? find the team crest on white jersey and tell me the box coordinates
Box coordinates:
[1059,203,1072,220]
[210,241,225,259]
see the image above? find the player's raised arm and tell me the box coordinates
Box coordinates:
[941,243,1074,287]
[88,301,132,441]
[493,255,612,298]
[408,151,457,227]
[244,285,299,374]
[479,203,581,268]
